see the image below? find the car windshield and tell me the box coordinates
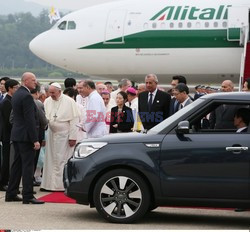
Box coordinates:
[148,98,205,134]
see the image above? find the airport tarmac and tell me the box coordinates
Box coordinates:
[0,187,249,230]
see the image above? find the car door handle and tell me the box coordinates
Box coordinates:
[226,147,248,152]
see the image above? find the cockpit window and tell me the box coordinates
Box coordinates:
[58,21,67,30]
[57,21,76,30]
[68,21,76,30]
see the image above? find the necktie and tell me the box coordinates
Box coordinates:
[148,93,153,112]
[0,94,3,102]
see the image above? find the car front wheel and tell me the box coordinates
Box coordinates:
[93,169,150,223]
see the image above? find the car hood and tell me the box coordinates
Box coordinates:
[79,132,165,144]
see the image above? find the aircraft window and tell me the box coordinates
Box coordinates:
[128,20,132,26]
[187,22,192,28]
[68,21,76,30]
[170,22,174,28]
[213,22,218,28]
[58,21,67,30]
[222,21,227,28]
[205,22,209,28]
[152,22,157,29]
[160,23,166,29]
[143,23,148,29]
[178,22,183,28]
[195,22,201,28]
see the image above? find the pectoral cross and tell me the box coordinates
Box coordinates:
[53,113,57,121]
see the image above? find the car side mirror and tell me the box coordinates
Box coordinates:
[176,121,190,134]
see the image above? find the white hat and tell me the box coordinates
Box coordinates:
[50,82,61,89]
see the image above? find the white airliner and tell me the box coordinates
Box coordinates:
[29,0,250,84]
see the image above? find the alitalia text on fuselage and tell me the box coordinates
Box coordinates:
[150,5,230,21]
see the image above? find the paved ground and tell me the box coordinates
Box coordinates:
[0,187,249,230]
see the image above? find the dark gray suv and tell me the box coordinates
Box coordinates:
[63,92,250,223]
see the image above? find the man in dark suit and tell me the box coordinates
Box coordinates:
[169,75,187,115]
[209,80,242,129]
[173,83,193,111]
[138,74,171,130]
[0,79,20,191]
[30,84,48,186]
[0,77,10,184]
[5,72,44,204]
[234,108,250,133]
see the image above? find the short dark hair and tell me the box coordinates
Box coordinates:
[5,79,19,92]
[30,83,41,94]
[117,91,128,101]
[64,77,76,88]
[83,79,96,89]
[175,83,189,94]
[172,75,187,84]
[104,81,112,85]
[235,108,250,125]
[0,76,10,82]
[63,87,77,100]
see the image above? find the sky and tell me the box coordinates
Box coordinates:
[0,0,118,15]
[25,0,117,10]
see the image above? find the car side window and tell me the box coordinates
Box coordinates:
[188,103,250,134]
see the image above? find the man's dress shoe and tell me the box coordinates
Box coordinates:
[23,197,45,204]
[5,195,23,202]
[33,181,41,187]
[235,208,247,212]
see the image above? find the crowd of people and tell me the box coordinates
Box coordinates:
[0,73,250,205]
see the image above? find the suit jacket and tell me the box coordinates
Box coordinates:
[0,94,12,142]
[169,98,180,116]
[10,86,39,143]
[183,98,193,107]
[237,127,248,133]
[110,105,134,133]
[138,90,171,130]
[34,99,48,141]
[209,105,243,129]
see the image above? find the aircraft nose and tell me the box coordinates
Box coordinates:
[29,33,46,59]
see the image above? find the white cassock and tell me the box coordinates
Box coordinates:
[76,102,87,141]
[41,94,80,191]
[110,88,120,102]
[85,90,107,138]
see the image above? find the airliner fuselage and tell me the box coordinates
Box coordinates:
[29,0,250,84]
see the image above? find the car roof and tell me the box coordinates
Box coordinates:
[200,92,250,101]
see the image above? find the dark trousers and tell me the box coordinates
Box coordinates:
[33,140,42,174]
[7,141,35,200]
[0,143,2,181]
[0,141,10,186]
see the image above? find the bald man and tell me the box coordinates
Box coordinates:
[138,74,171,130]
[6,72,44,204]
[209,80,242,129]
[220,80,234,92]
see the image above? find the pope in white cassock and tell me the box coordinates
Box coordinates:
[41,82,80,191]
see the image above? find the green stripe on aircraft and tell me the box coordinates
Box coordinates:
[79,30,240,49]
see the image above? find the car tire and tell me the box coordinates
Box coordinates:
[93,168,150,223]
